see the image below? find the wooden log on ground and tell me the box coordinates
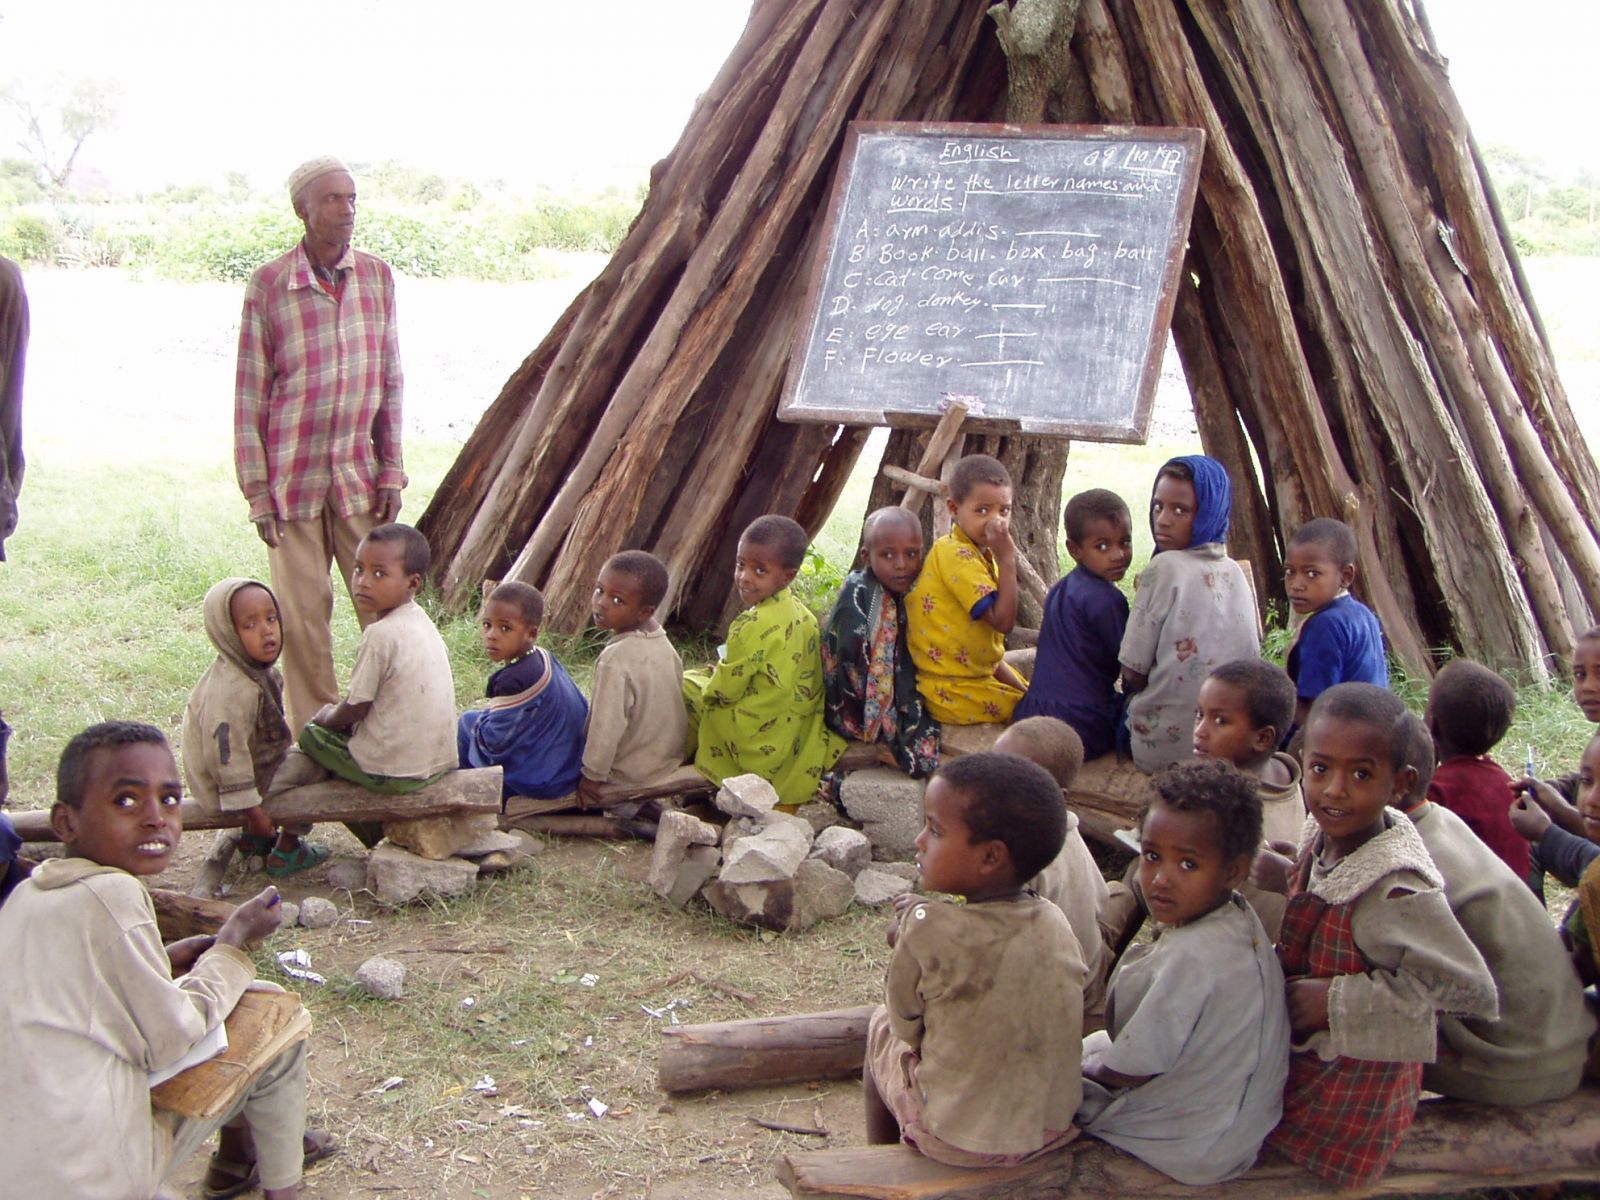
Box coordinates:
[1066,754,1151,850]
[778,1085,1600,1198]
[9,768,503,842]
[151,889,235,941]
[659,1005,876,1094]
[510,814,638,838]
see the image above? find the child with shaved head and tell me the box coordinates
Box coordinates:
[823,506,940,778]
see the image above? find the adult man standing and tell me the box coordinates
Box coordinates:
[0,253,27,563]
[235,157,405,730]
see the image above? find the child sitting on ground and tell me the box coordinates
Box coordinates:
[1015,488,1132,759]
[1283,518,1387,735]
[906,454,1027,725]
[0,722,336,1199]
[822,506,940,778]
[993,716,1110,1029]
[687,515,844,808]
[0,708,27,906]
[183,578,325,884]
[1259,683,1496,1188]
[1424,659,1526,879]
[1078,759,1289,1185]
[459,580,587,801]
[293,524,458,797]
[865,752,1085,1166]
[576,552,686,808]
[1120,456,1259,772]
[1391,713,1593,1105]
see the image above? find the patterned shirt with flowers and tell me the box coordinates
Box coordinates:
[906,527,1024,725]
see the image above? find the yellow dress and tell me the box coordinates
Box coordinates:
[906,527,1025,724]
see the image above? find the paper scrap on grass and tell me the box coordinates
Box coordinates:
[276,949,327,985]
[369,1076,405,1094]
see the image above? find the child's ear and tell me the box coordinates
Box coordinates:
[638,604,657,621]
[1339,563,1357,591]
[946,495,960,519]
[406,572,423,594]
[978,838,1013,879]
[1221,853,1252,892]
[1064,538,1083,563]
[49,802,79,845]
[780,566,799,587]
[1252,724,1279,756]
[1392,764,1419,804]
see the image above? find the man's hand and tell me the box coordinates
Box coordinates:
[253,514,282,548]
[374,488,402,524]
[1286,976,1332,1037]
[215,886,284,951]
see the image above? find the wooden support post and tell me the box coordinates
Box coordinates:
[894,402,969,517]
[658,1005,876,1093]
[10,768,503,843]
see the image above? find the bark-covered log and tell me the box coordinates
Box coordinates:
[658,1005,877,1093]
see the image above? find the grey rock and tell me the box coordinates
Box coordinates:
[297,896,339,929]
[705,877,796,932]
[325,859,368,892]
[383,811,499,860]
[794,800,845,835]
[853,867,913,907]
[839,767,926,860]
[506,829,545,857]
[354,955,406,1001]
[719,818,812,884]
[648,810,721,896]
[474,847,534,873]
[454,830,522,859]
[663,845,721,908]
[714,772,780,819]
[793,859,855,928]
[809,826,872,879]
[277,902,300,930]
[366,841,478,905]
[873,860,920,882]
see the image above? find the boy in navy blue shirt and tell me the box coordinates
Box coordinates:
[1283,518,1386,734]
[1015,489,1132,759]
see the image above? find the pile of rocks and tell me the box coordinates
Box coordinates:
[361,813,540,905]
[647,773,921,932]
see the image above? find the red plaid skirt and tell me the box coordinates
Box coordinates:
[1269,881,1421,1188]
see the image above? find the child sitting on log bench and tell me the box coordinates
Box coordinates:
[576,551,688,810]
[686,515,844,809]
[1078,759,1289,1184]
[865,752,1085,1167]
[182,577,325,884]
[822,506,941,781]
[906,455,1027,726]
[458,579,588,803]
[1282,517,1388,739]
[0,722,336,1199]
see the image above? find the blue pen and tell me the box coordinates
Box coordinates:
[1526,744,1536,780]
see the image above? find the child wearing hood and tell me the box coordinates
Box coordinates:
[183,578,325,885]
[1119,456,1260,773]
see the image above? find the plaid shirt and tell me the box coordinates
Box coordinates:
[234,241,404,522]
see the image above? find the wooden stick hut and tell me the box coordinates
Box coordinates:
[418,0,1598,683]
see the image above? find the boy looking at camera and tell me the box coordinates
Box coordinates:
[1283,518,1387,734]
[576,551,687,807]
[865,752,1085,1166]
[0,722,334,1200]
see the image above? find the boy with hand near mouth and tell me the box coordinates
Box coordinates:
[183,578,324,884]
[822,506,940,779]
[291,524,457,802]
[1283,518,1387,736]
[0,722,335,1200]
[458,578,588,802]
[576,551,687,808]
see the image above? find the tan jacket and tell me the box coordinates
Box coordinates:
[581,628,688,785]
[0,858,255,1199]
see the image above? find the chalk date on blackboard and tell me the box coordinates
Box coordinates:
[779,123,1204,441]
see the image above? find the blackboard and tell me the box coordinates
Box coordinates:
[779,122,1204,440]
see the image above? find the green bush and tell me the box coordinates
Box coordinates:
[0,210,63,263]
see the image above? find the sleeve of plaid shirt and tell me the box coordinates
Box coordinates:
[372,262,404,493]
[233,276,277,521]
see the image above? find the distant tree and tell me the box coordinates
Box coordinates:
[0,156,43,204]
[1481,143,1550,220]
[0,78,120,198]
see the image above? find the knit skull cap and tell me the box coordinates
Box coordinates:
[286,156,351,203]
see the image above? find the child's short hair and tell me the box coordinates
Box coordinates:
[863,505,921,546]
[937,751,1064,882]
[1000,716,1085,790]
[1141,758,1262,863]
[740,515,809,571]
[365,522,431,577]
[1063,488,1131,543]
[605,550,669,608]
[1207,658,1296,741]
[1399,711,1436,806]
[1578,626,1600,649]
[1307,682,1410,771]
[488,580,545,628]
[57,721,168,810]
[1428,659,1516,757]
[1289,517,1358,565]
[948,454,1012,503]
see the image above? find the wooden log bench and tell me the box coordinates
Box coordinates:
[1065,753,1151,851]
[10,767,504,843]
[778,1086,1600,1198]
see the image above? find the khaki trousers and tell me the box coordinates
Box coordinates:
[163,1040,308,1190]
[268,508,377,730]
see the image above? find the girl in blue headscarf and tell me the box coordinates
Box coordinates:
[1117,455,1261,772]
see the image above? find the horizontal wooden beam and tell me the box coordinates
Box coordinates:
[659,1005,876,1093]
[11,768,503,843]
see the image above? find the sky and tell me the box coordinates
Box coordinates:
[0,0,1594,195]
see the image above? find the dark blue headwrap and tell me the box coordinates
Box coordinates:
[1151,454,1232,551]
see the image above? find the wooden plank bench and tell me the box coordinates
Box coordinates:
[778,1086,1600,1198]
[11,767,504,843]
[1065,753,1150,851]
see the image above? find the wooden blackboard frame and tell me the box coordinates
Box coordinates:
[778,121,1205,440]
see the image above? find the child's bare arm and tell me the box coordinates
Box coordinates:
[1514,777,1585,837]
[214,885,284,951]
[166,935,217,975]
[978,516,1018,633]
[1082,1049,1154,1090]
[312,699,372,731]
[1285,976,1332,1037]
[1120,666,1148,696]
[1250,846,1296,895]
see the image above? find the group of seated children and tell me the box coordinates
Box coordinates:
[869,674,1599,1188]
